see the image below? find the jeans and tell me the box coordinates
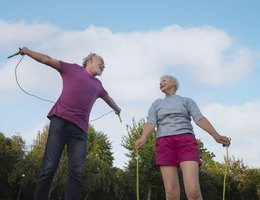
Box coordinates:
[33,116,87,200]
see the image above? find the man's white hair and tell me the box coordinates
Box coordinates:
[160,75,180,91]
[82,53,102,68]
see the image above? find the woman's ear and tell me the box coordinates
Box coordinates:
[172,79,176,87]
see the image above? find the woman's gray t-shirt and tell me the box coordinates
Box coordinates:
[147,94,204,138]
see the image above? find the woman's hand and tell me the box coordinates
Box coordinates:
[135,137,148,150]
[214,135,231,147]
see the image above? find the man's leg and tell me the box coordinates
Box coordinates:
[33,117,67,200]
[65,124,87,200]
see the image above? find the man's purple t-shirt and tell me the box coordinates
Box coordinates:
[48,61,108,133]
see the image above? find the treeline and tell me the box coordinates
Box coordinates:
[0,119,259,200]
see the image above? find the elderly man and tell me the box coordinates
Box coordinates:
[19,47,121,200]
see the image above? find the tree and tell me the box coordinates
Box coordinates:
[198,140,260,200]
[226,157,259,200]
[81,125,115,200]
[113,167,136,200]
[8,126,49,199]
[197,139,224,199]
[0,132,25,200]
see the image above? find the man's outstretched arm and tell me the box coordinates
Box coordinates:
[20,47,61,71]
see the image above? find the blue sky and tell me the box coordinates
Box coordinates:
[1,0,260,169]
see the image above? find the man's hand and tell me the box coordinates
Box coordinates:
[19,47,28,55]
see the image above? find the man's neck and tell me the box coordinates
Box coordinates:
[85,67,96,77]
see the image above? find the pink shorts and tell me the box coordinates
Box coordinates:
[155,133,200,166]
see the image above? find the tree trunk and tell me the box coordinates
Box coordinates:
[83,192,89,200]
[147,185,151,200]
[48,183,56,199]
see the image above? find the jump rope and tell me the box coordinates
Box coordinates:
[8,51,229,200]
[222,145,229,200]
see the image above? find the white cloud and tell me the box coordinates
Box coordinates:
[1,21,259,95]
[0,19,60,52]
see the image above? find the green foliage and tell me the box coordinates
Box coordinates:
[227,157,259,200]
[81,125,115,199]
[7,126,49,199]
[0,132,25,200]
[113,167,136,200]
[87,125,114,166]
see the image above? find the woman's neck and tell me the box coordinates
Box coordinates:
[165,89,175,97]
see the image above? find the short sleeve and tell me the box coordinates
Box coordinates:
[185,98,204,123]
[147,99,160,126]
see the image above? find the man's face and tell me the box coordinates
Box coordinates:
[92,56,105,76]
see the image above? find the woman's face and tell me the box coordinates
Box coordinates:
[160,77,174,94]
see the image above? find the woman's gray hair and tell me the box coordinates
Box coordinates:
[160,75,180,91]
[82,53,99,68]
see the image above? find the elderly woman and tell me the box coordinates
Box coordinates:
[135,75,231,200]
